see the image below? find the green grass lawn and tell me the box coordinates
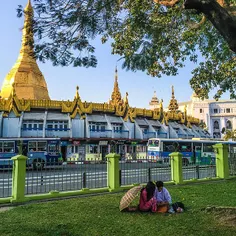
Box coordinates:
[1,180,236,236]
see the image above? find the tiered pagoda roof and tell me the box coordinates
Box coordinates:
[168,86,179,112]
[149,91,159,106]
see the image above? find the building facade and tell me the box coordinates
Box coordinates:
[178,93,236,138]
[0,1,209,162]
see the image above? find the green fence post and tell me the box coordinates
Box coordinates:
[11,155,28,203]
[169,152,183,184]
[213,143,229,179]
[106,153,120,192]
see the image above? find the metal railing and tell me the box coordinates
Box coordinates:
[25,159,107,195]
[113,130,129,139]
[21,130,44,138]
[119,157,171,186]
[89,130,112,138]
[45,130,70,138]
[0,160,12,198]
[228,153,236,176]
[182,157,216,180]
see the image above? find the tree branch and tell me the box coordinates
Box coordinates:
[187,16,206,29]
[153,0,180,7]
[184,0,236,53]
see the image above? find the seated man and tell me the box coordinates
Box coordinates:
[154,181,174,213]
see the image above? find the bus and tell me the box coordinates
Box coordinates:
[147,138,236,165]
[0,138,62,169]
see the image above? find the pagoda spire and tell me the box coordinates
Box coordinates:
[168,85,179,112]
[109,67,123,106]
[0,0,50,100]
[149,90,160,110]
[21,0,34,56]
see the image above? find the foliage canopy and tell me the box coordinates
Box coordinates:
[17,0,236,100]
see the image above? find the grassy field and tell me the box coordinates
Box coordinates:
[1,180,236,236]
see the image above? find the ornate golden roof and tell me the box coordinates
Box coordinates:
[0,85,199,125]
[109,67,123,106]
[0,0,50,100]
[168,86,179,112]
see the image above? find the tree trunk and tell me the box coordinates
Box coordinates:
[184,0,236,53]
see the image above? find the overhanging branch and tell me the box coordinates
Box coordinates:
[153,0,180,7]
[184,0,236,53]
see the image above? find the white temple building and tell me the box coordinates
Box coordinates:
[178,93,236,138]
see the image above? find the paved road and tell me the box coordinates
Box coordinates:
[0,163,216,198]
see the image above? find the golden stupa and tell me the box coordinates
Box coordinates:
[0,0,50,100]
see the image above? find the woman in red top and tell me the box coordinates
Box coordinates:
[139,181,157,212]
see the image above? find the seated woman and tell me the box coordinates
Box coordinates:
[139,181,157,212]
[155,181,173,213]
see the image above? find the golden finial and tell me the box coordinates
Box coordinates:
[26,0,33,10]
[124,92,129,104]
[75,86,80,99]
[171,85,175,98]
[159,99,163,110]
[115,66,118,82]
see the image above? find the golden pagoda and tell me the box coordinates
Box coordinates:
[0,0,50,100]
[168,86,179,112]
[109,67,123,106]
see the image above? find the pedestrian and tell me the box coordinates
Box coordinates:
[139,181,157,212]
[155,181,173,213]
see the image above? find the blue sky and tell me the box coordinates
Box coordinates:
[0,0,230,108]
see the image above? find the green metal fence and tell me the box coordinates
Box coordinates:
[0,143,232,205]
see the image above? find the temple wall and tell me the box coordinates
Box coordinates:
[2,112,20,137]
[71,117,85,138]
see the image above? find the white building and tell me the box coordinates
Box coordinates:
[149,91,160,110]
[178,93,236,138]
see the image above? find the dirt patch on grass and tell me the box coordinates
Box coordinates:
[0,207,15,213]
[204,206,236,227]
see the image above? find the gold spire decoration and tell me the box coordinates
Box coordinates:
[160,99,163,111]
[168,85,179,112]
[123,92,129,104]
[109,67,123,106]
[75,86,80,99]
[0,0,50,100]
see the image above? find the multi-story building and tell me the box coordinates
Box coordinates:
[178,93,236,138]
[0,1,209,161]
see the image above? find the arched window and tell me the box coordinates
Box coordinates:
[226,120,232,130]
[213,121,219,129]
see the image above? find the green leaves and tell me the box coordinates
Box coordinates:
[17,0,236,99]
